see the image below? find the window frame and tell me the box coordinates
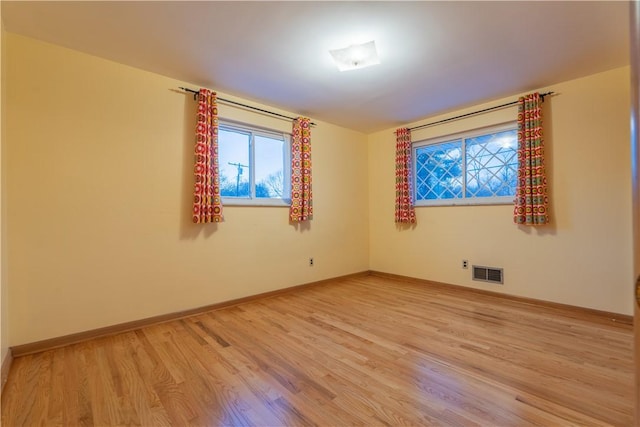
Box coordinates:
[412,122,518,207]
[218,120,291,207]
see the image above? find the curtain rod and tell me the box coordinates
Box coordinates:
[178,87,316,126]
[407,91,554,132]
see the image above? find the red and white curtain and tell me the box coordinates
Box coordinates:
[395,128,416,223]
[192,89,224,223]
[513,92,549,225]
[290,117,312,222]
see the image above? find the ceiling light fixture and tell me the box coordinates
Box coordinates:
[329,40,380,72]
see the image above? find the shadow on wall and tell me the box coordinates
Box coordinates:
[290,220,311,232]
[178,91,218,240]
[517,96,557,237]
[396,222,417,231]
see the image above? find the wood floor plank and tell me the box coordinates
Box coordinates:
[119,331,173,426]
[1,275,633,426]
[74,343,95,427]
[46,349,65,426]
[1,355,37,426]
[109,332,171,426]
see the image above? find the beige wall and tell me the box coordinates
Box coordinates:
[0,7,8,365]
[3,31,633,348]
[369,66,633,315]
[5,34,369,346]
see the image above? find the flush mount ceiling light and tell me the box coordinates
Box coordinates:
[329,40,380,72]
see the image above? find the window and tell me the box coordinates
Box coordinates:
[218,122,291,206]
[413,123,518,206]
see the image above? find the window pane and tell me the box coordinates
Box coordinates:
[415,141,463,200]
[255,135,285,199]
[465,130,517,198]
[219,129,250,197]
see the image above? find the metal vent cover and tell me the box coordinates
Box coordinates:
[472,265,504,284]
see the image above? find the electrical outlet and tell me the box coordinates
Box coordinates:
[462,260,468,269]
[309,258,314,267]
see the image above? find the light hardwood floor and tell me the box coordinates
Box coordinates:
[1,275,633,426]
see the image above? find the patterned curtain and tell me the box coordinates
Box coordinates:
[395,128,416,223]
[513,92,549,225]
[192,89,224,223]
[290,117,313,222]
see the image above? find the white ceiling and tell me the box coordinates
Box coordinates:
[1,1,630,133]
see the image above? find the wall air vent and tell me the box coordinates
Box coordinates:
[472,265,504,284]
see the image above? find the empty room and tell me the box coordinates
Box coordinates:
[1,1,639,426]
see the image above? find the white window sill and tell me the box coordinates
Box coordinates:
[415,197,514,207]
[222,197,291,207]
